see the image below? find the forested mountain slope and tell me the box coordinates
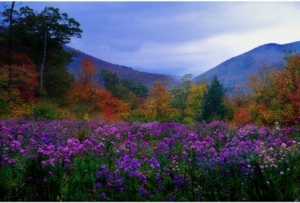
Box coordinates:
[65,46,179,88]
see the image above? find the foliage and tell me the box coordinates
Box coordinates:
[202,76,228,122]
[100,68,149,107]
[169,74,193,123]
[121,79,149,98]
[144,81,172,122]
[232,107,252,126]
[187,82,207,121]
[248,54,300,126]
[1,4,81,99]
[32,100,58,120]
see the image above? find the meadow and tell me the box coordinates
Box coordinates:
[1,118,300,201]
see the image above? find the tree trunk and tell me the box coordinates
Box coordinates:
[40,32,47,89]
[7,1,15,91]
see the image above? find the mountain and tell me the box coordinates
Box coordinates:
[193,41,300,95]
[65,46,179,88]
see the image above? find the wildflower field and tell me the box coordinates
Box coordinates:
[1,119,300,201]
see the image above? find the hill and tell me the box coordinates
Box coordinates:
[65,46,179,88]
[193,41,300,95]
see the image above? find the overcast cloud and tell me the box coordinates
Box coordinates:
[3,1,300,77]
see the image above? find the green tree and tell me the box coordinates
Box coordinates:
[2,5,82,100]
[202,76,228,122]
[100,69,149,101]
[100,69,119,94]
[121,79,149,98]
[169,74,193,123]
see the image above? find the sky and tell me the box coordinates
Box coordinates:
[2,1,300,77]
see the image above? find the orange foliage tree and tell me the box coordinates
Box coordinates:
[248,54,300,126]
[144,81,171,122]
[70,58,130,121]
[70,58,100,117]
[233,107,252,126]
[0,52,39,118]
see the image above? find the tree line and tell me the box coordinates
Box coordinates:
[1,4,300,126]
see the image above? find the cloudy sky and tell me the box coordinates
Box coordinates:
[4,1,300,77]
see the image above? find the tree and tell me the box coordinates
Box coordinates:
[144,81,171,122]
[233,107,252,126]
[100,69,119,94]
[248,54,300,126]
[1,5,82,97]
[248,65,276,106]
[169,74,193,123]
[188,82,207,121]
[96,89,130,122]
[99,69,149,112]
[120,79,149,98]
[202,76,228,122]
[70,58,131,121]
[0,53,39,118]
[70,58,100,117]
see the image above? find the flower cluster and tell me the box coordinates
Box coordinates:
[0,118,299,201]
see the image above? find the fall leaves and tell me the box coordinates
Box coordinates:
[1,52,300,125]
[69,58,130,121]
[232,54,300,126]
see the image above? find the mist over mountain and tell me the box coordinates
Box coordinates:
[193,41,300,95]
[65,46,180,88]
[66,41,300,95]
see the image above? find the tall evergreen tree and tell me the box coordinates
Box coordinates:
[202,75,227,122]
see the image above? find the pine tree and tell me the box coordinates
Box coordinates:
[202,76,227,122]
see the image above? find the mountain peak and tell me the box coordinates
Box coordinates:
[193,41,300,95]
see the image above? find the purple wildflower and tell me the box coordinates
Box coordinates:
[149,157,160,169]
[139,187,148,196]
[100,192,106,199]
[83,139,93,148]
[8,159,15,165]
[10,140,21,152]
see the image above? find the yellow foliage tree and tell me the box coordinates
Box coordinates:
[144,81,171,122]
[248,54,300,126]
[188,82,207,122]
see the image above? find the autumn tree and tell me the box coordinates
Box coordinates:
[232,107,252,126]
[284,54,300,122]
[70,58,99,117]
[188,82,207,121]
[248,54,300,126]
[70,58,130,121]
[144,81,171,122]
[96,89,130,122]
[268,54,300,124]
[0,52,39,118]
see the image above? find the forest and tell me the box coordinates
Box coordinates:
[1,4,300,126]
[1,4,300,201]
